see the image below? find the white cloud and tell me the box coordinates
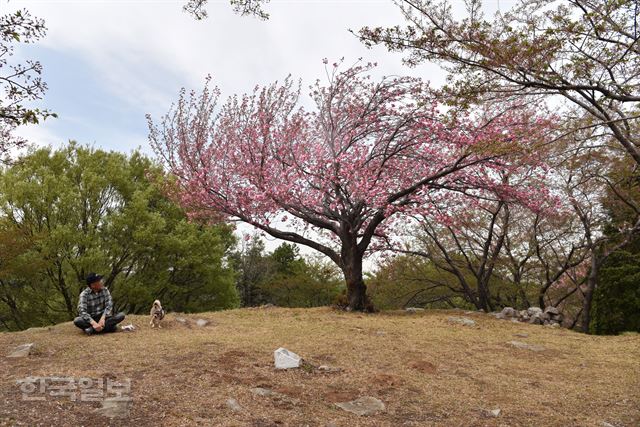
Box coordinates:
[12,120,66,148]
[10,0,445,114]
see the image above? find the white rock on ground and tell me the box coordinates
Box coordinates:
[7,343,35,358]
[529,314,543,325]
[226,398,243,412]
[508,341,546,352]
[405,307,425,313]
[93,397,132,418]
[544,306,560,315]
[482,408,501,417]
[527,307,543,316]
[501,307,518,317]
[318,365,342,373]
[195,319,210,327]
[175,317,189,324]
[448,316,476,326]
[250,387,273,397]
[274,347,301,369]
[25,327,51,332]
[250,387,300,405]
[335,396,385,416]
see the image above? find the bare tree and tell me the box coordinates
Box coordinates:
[359,0,640,166]
[183,0,270,20]
[0,8,56,162]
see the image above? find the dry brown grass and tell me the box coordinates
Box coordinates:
[1,307,639,426]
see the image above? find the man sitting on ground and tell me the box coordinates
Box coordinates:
[73,273,125,335]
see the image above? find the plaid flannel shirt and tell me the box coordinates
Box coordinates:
[77,287,113,323]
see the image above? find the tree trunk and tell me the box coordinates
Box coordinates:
[0,288,24,330]
[580,253,601,333]
[345,270,368,311]
[477,281,492,312]
[341,245,371,312]
[538,290,547,311]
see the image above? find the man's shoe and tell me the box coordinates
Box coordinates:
[83,327,95,336]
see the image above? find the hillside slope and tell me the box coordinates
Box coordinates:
[1,307,638,426]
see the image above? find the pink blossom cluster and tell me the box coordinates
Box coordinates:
[148,62,557,259]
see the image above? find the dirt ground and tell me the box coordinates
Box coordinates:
[1,307,639,426]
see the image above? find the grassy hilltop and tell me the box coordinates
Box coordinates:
[1,307,638,426]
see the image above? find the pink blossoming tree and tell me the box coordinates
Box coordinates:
[148,62,554,311]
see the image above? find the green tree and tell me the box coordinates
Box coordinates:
[369,254,479,310]
[229,234,272,307]
[0,224,46,330]
[261,247,343,308]
[0,144,238,330]
[589,155,640,334]
[591,248,640,334]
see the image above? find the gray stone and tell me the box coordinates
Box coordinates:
[528,316,543,325]
[544,306,560,315]
[448,316,476,326]
[335,396,385,416]
[405,307,425,313]
[274,347,301,369]
[93,397,132,418]
[482,408,501,417]
[519,310,529,319]
[250,387,273,397]
[226,398,243,412]
[510,318,520,323]
[318,365,342,373]
[25,326,51,332]
[527,307,543,317]
[195,319,210,327]
[7,343,35,358]
[501,307,517,318]
[494,312,506,319]
[508,341,545,352]
[250,387,300,405]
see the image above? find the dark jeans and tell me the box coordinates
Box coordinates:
[73,312,125,333]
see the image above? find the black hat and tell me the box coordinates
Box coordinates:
[86,272,103,286]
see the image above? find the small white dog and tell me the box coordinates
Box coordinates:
[149,299,165,328]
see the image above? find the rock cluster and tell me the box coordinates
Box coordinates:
[493,306,563,327]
